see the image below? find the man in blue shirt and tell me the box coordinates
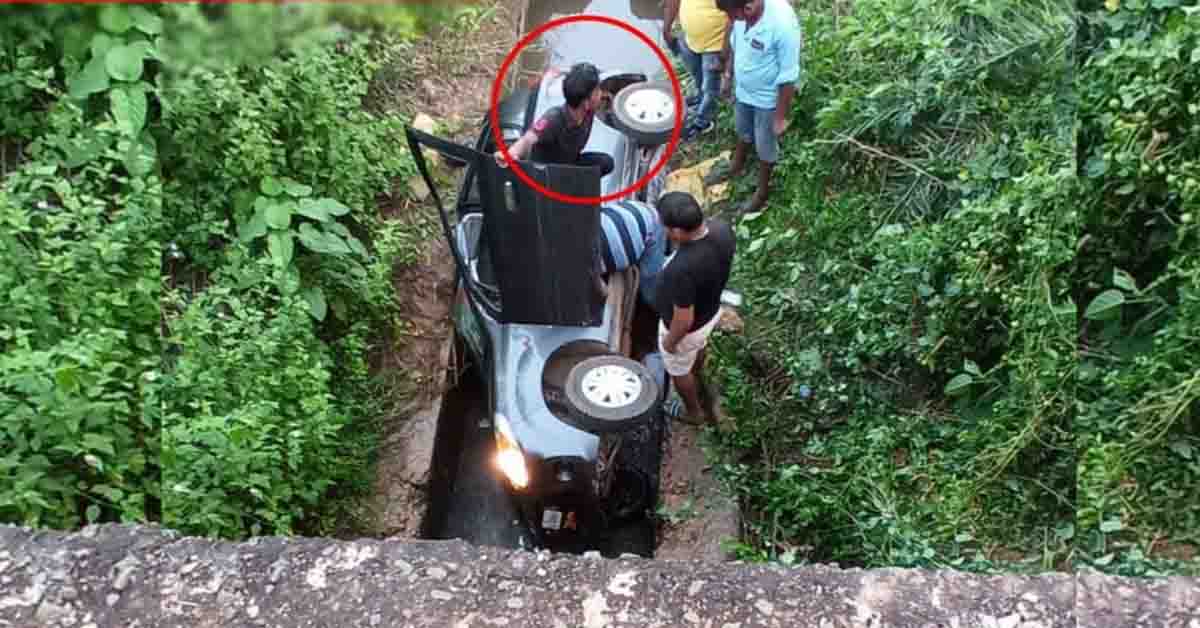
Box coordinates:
[707,0,802,214]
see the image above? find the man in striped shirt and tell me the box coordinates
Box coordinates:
[596,199,668,307]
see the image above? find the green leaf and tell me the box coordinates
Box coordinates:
[264,201,292,230]
[130,7,164,34]
[68,55,110,100]
[1112,268,1137,292]
[322,232,352,254]
[261,177,283,197]
[238,211,268,243]
[963,359,982,377]
[1168,441,1193,460]
[121,134,157,176]
[1093,553,1115,566]
[304,286,328,321]
[54,367,80,393]
[797,348,823,373]
[295,198,332,222]
[944,374,973,396]
[268,231,294,268]
[91,33,116,59]
[1099,519,1124,533]
[99,6,133,33]
[86,505,101,524]
[111,86,147,135]
[282,178,313,197]
[82,433,116,456]
[345,235,368,257]
[62,130,113,168]
[297,223,327,252]
[1085,289,1125,320]
[105,45,145,82]
[278,264,302,295]
[311,198,351,217]
[747,238,765,254]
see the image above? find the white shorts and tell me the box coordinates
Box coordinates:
[658,313,721,377]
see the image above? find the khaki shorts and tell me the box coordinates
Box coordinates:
[658,313,721,377]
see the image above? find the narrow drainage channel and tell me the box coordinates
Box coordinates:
[420,0,673,559]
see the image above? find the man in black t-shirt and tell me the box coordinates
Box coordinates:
[494,62,615,178]
[654,191,736,424]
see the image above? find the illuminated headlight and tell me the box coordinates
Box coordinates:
[493,413,529,489]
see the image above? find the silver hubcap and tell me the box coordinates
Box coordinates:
[580,364,643,409]
[623,87,674,126]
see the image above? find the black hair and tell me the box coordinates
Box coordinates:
[716,0,752,11]
[658,191,704,231]
[563,62,600,108]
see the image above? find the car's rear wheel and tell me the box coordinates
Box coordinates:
[562,355,658,434]
[610,81,678,147]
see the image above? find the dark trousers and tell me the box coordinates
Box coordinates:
[577,152,614,178]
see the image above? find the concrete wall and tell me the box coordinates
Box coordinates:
[0,524,1196,628]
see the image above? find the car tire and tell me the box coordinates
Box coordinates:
[561,355,659,434]
[609,81,679,147]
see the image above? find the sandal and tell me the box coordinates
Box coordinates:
[663,394,712,426]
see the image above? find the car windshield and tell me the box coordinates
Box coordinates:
[518,0,669,82]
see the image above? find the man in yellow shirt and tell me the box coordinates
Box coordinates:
[664,0,732,142]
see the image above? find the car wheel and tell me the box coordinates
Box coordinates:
[562,355,659,434]
[609,81,679,147]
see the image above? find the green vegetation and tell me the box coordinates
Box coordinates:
[698,0,1196,576]
[2,0,1194,579]
[1074,0,1199,576]
[1,4,444,538]
[1,5,163,529]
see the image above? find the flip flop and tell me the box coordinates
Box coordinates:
[664,395,712,426]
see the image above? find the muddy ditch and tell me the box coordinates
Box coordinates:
[358,0,740,562]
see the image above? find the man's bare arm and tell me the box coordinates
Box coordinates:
[495,130,539,167]
[773,83,795,134]
[664,305,695,353]
[663,0,680,41]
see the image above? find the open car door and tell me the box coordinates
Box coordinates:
[405,126,606,327]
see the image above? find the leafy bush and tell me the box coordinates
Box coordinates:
[704,0,1078,571]
[158,10,429,538]
[2,4,436,538]
[1073,0,1200,575]
[1,5,162,528]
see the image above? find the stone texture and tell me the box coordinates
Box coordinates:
[3,524,1196,628]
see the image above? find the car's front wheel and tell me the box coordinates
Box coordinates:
[561,354,659,434]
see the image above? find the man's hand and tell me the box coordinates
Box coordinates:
[665,304,695,355]
[493,150,509,168]
[772,113,790,136]
[720,72,733,100]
